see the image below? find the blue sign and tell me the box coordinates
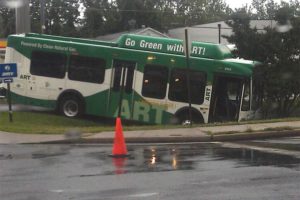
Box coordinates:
[0,63,17,78]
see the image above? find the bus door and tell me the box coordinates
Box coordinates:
[238,79,252,121]
[209,75,243,122]
[108,59,136,120]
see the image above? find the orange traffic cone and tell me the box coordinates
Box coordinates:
[111,117,129,157]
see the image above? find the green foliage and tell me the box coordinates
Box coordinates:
[42,0,81,36]
[0,111,180,134]
[0,0,232,38]
[251,0,279,19]
[0,7,15,37]
[80,0,117,37]
[0,112,109,134]
[0,0,81,37]
[226,0,300,118]
[224,8,264,60]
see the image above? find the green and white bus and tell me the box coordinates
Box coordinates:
[3,33,259,124]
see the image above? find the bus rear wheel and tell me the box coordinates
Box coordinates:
[59,95,83,118]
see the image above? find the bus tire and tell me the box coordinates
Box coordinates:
[59,95,84,118]
[175,108,204,125]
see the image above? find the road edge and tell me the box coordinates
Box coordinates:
[40,129,300,144]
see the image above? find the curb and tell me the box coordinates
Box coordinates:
[212,129,300,141]
[40,129,300,144]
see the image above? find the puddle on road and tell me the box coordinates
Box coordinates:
[1,143,299,177]
[138,144,299,171]
[212,147,300,169]
[81,143,300,176]
[236,141,300,152]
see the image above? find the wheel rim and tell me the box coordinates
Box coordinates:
[182,119,192,126]
[63,99,79,117]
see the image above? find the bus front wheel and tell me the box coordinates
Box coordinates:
[59,95,83,118]
[175,109,204,125]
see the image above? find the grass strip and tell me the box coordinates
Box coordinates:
[0,110,299,135]
[0,112,112,134]
[0,111,181,134]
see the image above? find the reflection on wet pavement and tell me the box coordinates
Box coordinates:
[1,142,300,200]
[214,146,300,169]
[237,137,300,151]
[1,142,300,178]
[79,142,300,176]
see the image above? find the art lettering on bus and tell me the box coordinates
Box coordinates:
[115,99,164,124]
[205,87,211,102]
[20,74,31,80]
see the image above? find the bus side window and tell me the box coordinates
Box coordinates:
[30,51,66,78]
[68,55,106,84]
[169,68,206,104]
[142,65,168,99]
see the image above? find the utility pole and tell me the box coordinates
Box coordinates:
[40,0,45,33]
[184,28,192,126]
[15,0,30,34]
[218,24,221,44]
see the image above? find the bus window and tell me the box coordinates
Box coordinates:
[142,65,168,99]
[68,55,105,84]
[169,69,206,104]
[30,51,66,78]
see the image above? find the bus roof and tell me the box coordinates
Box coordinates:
[12,33,233,60]
[7,33,255,77]
[24,33,117,47]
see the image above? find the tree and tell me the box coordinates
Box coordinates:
[60,0,81,37]
[43,0,80,36]
[30,0,42,33]
[225,2,300,118]
[138,0,165,31]
[79,0,232,37]
[80,0,116,37]
[174,0,231,26]
[261,5,300,117]
[29,0,81,36]
[224,8,265,60]
[251,0,279,19]
[0,7,15,37]
[113,0,167,31]
[0,0,233,38]
[154,0,178,31]
[114,0,143,30]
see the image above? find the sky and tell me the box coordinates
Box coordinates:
[225,0,289,9]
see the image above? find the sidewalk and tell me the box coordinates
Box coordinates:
[1,121,300,144]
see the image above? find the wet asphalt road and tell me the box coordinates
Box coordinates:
[0,137,300,200]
